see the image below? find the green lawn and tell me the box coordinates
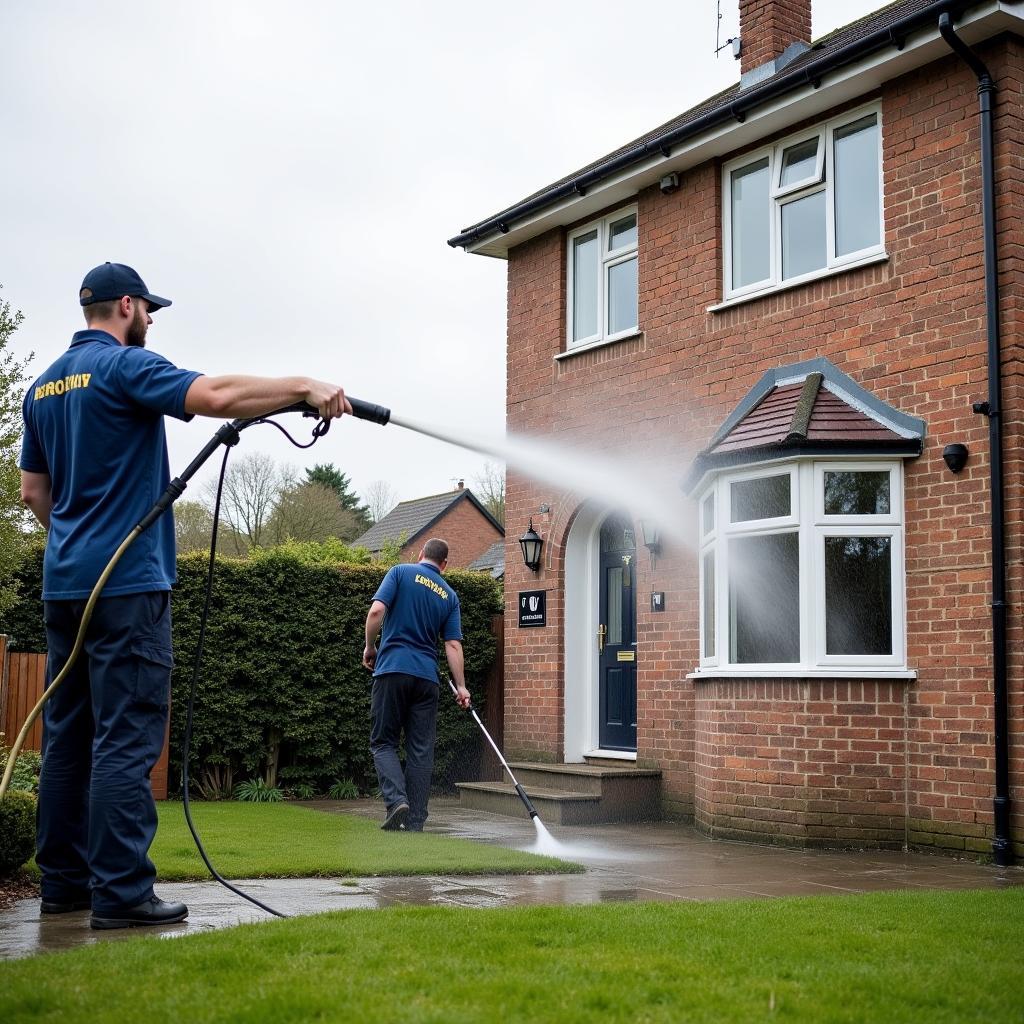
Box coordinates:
[2,888,1022,1023]
[149,801,579,878]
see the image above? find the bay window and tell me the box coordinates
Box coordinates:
[697,460,906,674]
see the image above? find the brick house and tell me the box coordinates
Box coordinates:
[449,0,1022,858]
[353,481,504,569]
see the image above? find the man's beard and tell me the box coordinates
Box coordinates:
[125,307,148,348]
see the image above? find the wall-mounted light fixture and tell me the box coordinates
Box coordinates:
[518,518,544,572]
[639,519,661,568]
[943,443,969,474]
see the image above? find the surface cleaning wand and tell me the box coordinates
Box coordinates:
[447,679,538,820]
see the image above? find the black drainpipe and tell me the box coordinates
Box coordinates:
[938,13,1012,867]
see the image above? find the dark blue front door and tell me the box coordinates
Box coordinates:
[599,514,637,751]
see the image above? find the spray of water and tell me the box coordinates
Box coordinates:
[390,414,697,552]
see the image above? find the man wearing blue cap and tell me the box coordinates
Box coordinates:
[19,263,350,929]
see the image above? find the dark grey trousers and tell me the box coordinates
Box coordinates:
[369,673,438,831]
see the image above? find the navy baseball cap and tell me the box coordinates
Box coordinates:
[79,263,172,310]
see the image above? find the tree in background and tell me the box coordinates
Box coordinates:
[0,286,34,617]
[473,461,505,527]
[363,479,398,524]
[204,451,287,555]
[268,481,360,544]
[173,499,240,556]
[305,463,371,538]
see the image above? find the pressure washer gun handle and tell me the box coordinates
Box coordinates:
[446,678,472,711]
[269,397,392,425]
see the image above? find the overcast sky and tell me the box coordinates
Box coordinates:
[3,0,881,512]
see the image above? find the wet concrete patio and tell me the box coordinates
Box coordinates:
[3,798,1020,960]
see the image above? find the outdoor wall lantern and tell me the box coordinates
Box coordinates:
[639,519,661,568]
[518,518,544,572]
[943,443,969,474]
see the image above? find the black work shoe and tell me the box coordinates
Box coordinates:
[41,896,92,915]
[381,802,409,831]
[90,895,188,930]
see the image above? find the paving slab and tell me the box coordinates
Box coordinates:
[2,798,1020,961]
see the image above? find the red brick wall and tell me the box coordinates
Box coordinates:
[503,38,1023,851]
[398,495,503,569]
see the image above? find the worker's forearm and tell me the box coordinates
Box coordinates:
[185,375,313,418]
[365,610,385,648]
[445,645,466,686]
[24,495,51,530]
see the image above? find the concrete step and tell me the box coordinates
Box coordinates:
[456,763,662,825]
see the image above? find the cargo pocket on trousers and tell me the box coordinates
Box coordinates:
[130,639,174,712]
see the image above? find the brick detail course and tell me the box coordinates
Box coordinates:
[503,39,1024,852]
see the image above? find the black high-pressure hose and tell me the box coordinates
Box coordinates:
[0,397,392,919]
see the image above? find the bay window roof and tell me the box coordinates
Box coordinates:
[684,357,925,492]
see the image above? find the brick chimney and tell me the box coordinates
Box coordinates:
[739,0,812,86]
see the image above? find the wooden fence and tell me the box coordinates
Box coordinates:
[0,635,170,799]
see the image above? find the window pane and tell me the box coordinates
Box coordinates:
[780,137,820,188]
[825,536,892,655]
[834,114,880,257]
[731,158,770,288]
[702,550,716,658]
[572,230,598,341]
[607,256,638,335]
[607,567,623,645]
[824,471,891,515]
[701,493,715,536]
[781,190,827,279]
[729,533,800,663]
[730,474,790,522]
[608,213,637,251]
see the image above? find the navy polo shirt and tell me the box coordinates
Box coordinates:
[20,330,202,600]
[372,561,463,683]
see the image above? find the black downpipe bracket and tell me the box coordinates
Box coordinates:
[939,14,1012,867]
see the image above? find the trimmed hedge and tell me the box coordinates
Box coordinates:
[0,791,36,876]
[0,548,503,798]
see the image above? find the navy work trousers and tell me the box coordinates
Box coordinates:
[369,673,439,831]
[37,591,173,912]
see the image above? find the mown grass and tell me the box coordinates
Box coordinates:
[149,801,579,878]
[2,888,1022,1023]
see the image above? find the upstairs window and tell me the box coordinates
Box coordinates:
[723,105,883,301]
[568,207,638,348]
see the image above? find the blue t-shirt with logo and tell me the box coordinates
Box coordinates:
[372,561,463,683]
[20,330,202,601]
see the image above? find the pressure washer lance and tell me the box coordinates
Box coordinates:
[0,396,392,802]
[447,679,539,820]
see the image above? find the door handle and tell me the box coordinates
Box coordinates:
[597,623,606,654]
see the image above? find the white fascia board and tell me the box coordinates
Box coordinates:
[467,2,1020,259]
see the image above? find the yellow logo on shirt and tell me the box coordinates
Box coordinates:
[34,374,92,400]
[415,573,449,600]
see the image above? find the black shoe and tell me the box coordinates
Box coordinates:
[381,802,409,831]
[41,896,92,915]
[90,895,188,930]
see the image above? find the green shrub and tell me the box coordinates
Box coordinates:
[233,778,284,803]
[0,547,503,800]
[0,740,43,794]
[287,783,316,801]
[0,791,37,876]
[327,778,359,800]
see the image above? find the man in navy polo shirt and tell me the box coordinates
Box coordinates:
[20,262,350,929]
[362,538,471,832]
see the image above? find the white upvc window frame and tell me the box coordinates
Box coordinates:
[566,205,639,349]
[697,458,906,675]
[721,103,885,302]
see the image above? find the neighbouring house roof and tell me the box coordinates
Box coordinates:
[468,540,506,579]
[683,357,926,492]
[353,487,504,553]
[449,0,1016,257]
